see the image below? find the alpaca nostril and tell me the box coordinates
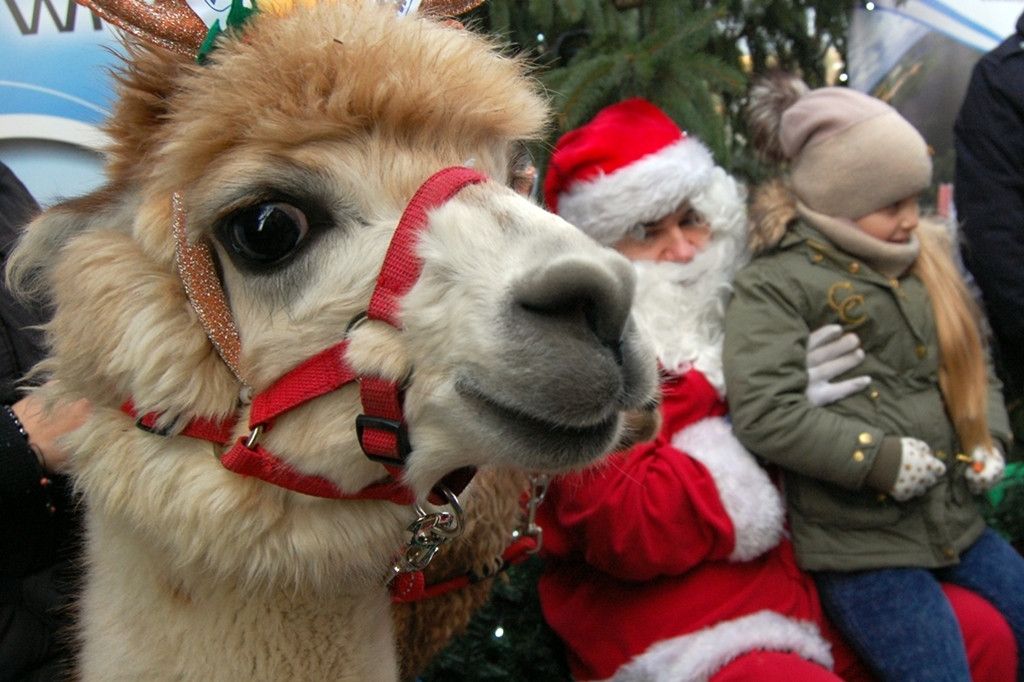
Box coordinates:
[514,254,636,348]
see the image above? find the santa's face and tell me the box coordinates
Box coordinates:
[612,202,711,263]
[628,227,742,385]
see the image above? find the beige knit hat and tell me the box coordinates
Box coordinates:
[748,74,932,220]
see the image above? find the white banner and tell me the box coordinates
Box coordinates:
[848,0,1023,193]
[892,0,1024,51]
[850,0,1024,92]
[0,0,416,205]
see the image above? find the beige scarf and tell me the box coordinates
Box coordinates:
[796,201,919,279]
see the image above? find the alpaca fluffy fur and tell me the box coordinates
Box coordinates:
[6,3,657,679]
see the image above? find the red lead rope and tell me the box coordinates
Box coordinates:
[389,534,538,604]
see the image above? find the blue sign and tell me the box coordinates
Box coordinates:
[0,0,243,204]
[1,0,117,144]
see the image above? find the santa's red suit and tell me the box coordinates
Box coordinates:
[537,368,1016,682]
[537,368,838,682]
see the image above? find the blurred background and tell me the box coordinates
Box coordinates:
[3,0,1021,208]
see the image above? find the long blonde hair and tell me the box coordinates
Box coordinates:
[912,223,993,452]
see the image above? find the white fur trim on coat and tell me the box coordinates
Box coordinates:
[602,610,834,682]
[671,417,785,561]
[557,138,715,246]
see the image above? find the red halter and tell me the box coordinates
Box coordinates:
[129,166,486,505]
[126,166,550,602]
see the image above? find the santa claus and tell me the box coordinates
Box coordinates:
[536,99,1016,682]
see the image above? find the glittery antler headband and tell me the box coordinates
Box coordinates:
[75,0,487,60]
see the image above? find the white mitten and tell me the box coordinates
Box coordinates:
[805,324,871,407]
[890,437,947,502]
[964,445,1005,494]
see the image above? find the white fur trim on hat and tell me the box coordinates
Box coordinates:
[556,137,715,246]
[602,610,834,682]
[671,416,785,561]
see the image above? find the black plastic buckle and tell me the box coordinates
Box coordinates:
[355,414,412,464]
[135,416,174,437]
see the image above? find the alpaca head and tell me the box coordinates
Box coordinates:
[10,0,656,593]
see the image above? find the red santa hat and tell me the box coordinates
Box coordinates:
[543,98,715,246]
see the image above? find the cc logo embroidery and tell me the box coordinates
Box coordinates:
[828,281,866,326]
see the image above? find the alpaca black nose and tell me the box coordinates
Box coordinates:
[513,252,636,352]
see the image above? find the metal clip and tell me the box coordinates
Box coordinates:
[524,473,550,554]
[394,543,440,574]
[392,485,465,574]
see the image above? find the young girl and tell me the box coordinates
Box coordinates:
[723,73,1024,682]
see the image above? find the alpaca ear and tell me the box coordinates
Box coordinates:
[6,192,123,304]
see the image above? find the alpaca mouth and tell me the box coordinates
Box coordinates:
[454,377,621,467]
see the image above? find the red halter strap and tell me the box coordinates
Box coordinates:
[128,167,486,505]
[355,166,485,490]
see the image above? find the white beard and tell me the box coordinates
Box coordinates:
[631,234,744,396]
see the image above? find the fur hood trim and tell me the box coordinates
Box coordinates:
[602,610,833,682]
[747,178,797,256]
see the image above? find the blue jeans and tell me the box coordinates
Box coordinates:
[813,528,1024,682]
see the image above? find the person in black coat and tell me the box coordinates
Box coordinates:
[0,161,90,682]
[954,10,1024,460]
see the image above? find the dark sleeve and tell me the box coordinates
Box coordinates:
[0,163,40,238]
[953,38,1024,391]
[0,405,63,573]
[0,164,66,570]
[0,162,46,404]
[0,166,78,680]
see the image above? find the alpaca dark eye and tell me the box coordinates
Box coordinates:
[223,202,309,266]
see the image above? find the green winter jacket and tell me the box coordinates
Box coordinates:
[723,189,1011,572]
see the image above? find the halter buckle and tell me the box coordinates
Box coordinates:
[355,414,412,463]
